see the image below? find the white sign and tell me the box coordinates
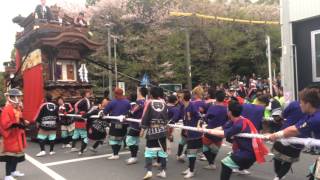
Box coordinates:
[79,64,88,83]
[118,82,125,95]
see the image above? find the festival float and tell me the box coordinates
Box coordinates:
[5,6,102,123]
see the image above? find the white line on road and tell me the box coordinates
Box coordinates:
[25,154,66,180]
[44,151,131,167]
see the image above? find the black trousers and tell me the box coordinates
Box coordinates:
[220,163,232,180]
[274,159,292,179]
[6,159,18,176]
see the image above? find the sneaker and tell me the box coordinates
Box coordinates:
[4,176,16,180]
[184,171,195,179]
[126,157,138,165]
[70,148,79,152]
[143,171,153,180]
[78,151,83,156]
[181,168,190,175]
[233,169,250,175]
[11,171,25,177]
[89,147,98,153]
[108,155,120,160]
[311,151,320,155]
[273,176,286,180]
[176,154,186,162]
[36,151,46,157]
[62,144,72,149]
[49,151,56,155]
[303,148,312,153]
[152,162,161,167]
[65,144,72,148]
[239,170,250,175]
[200,156,207,161]
[156,170,166,178]
[203,164,217,170]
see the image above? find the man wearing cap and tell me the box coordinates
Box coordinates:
[0,89,27,180]
[103,88,131,160]
[227,86,244,105]
[270,101,307,180]
[269,99,283,133]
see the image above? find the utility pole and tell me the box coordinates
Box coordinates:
[185,29,192,91]
[107,25,113,99]
[113,36,118,86]
[266,35,273,96]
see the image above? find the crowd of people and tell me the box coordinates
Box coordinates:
[0,81,320,180]
[1,0,317,180]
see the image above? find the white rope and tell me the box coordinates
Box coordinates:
[279,137,320,148]
[59,114,141,123]
[59,114,320,147]
[167,124,268,139]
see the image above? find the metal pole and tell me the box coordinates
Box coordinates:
[114,37,118,86]
[185,29,192,91]
[102,72,105,89]
[267,35,273,96]
[293,45,299,99]
[107,27,113,99]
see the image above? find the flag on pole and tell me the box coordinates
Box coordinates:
[140,73,150,87]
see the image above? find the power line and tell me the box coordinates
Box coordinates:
[85,57,175,93]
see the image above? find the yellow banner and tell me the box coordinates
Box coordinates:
[170,12,279,25]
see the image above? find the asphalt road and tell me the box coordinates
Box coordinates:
[0,132,317,180]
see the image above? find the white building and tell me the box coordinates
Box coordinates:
[281,0,320,99]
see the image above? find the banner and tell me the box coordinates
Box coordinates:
[15,49,21,72]
[23,64,44,122]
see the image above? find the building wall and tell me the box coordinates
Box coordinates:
[280,0,296,100]
[292,16,320,92]
[281,0,320,100]
[288,0,320,22]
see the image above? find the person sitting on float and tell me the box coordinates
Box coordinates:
[74,12,88,27]
[34,0,53,21]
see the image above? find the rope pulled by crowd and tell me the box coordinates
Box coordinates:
[59,114,320,148]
